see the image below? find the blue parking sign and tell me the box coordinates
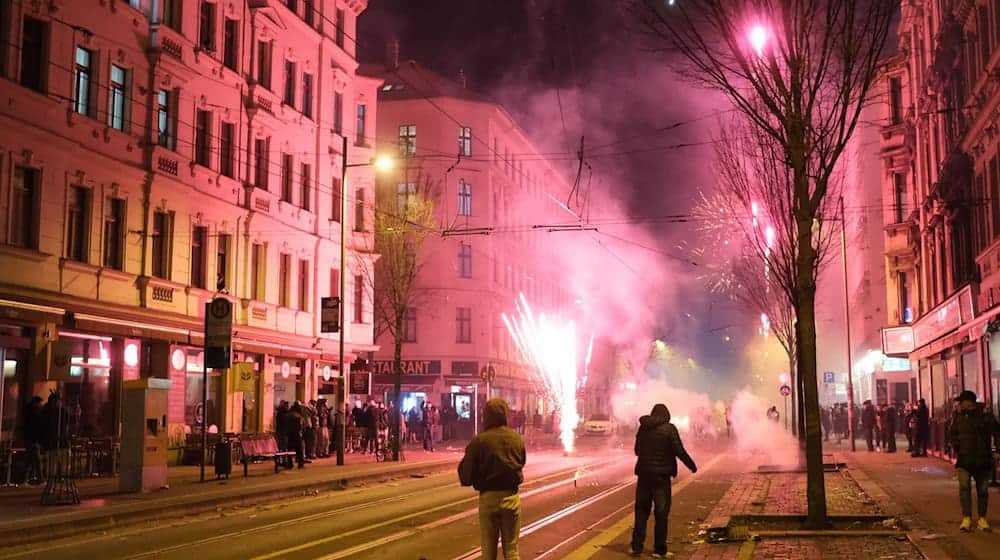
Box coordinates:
[823,371,835,384]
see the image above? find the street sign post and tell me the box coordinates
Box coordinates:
[779,384,791,431]
[202,297,231,482]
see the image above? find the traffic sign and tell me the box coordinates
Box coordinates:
[321,296,340,333]
[823,371,835,384]
[779,384,791,397]
[205,298,232,369]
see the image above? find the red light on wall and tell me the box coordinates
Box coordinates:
[123,338,141,381]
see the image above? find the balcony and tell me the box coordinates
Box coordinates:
[884,221,919,259]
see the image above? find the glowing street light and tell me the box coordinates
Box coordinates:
[372,154,394,172]
[749,25,769,58]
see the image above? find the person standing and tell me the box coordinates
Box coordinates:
[861,400,876,452]
[458,398,525,560]
[914,398,930,457]
[20,396,44,484]
[630,403,697,558]
[883,402,897,453]
[286,402,306,469]
[949,391,1000,532]
[423,403,435,452]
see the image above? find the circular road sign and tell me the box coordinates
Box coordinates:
[779,384,791,397]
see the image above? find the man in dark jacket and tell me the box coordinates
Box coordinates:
[861,400,876,452]
[458,398,525,560]
[631,403,697,558]
[949,391,1000,532]
[286,402,306,468]
[881,403,897,453]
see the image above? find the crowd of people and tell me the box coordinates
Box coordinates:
[819,399,930,457]
[273,398,335,468]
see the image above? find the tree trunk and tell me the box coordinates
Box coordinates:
[391,313,405,461]
[795,226,828,528]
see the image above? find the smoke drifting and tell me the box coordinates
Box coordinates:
[729,390,802,467]
[609,379,712,433]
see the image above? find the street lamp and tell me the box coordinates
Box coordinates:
[748,25,769,58]
[335,136,393,466]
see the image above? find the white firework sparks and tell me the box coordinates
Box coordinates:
[502,293,580,453]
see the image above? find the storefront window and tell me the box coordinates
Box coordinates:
[1,350,24,439]
[989,335,1000,417]
[919,362,930,403]
[273,359,303,405]
[64,336,114,438]
[234,352,261,433]
[185,349,220,432]
[961,350,979,396]
[945,358,961,409]
[930,361,946,417]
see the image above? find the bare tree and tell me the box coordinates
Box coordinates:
[361,170,438,460]
[635,0,894,526]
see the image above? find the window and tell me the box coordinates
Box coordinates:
[279,254,291,307]
[298,259,309,311]
[302,73,313,118]
[220,122,235,178]
[402,307,417,342]
[335,9,346,48]
[458,181,471,216]
[283,60,296,106]
[899,272,911,324]
[329,268,340,297]
[333,91,343,134]
[10,167,39,249]
[223,19,239,70]
[456,307,472,343]
[281,154,293,202]
[355,104,366,146]
[458,243,472,278]
[300,163,311,210]
[353,274,364,322]
[254,137,269,189]
[191,225,207,289]
[889,77,903,125]
[103,198,125,270]
[331,178,342,222]
[162,0,182,32]
[459,127,472,156]
[20,17,46,92]
[257,40,272,89]
[108,65,129,131]
[893,173,906,224]
[398,124,416,156]
[303,0,315,26]
[195,110,212,167]
[199,1,216,52]
[251,243,265,300]
[157,89,176,149]
[66,186,91,262]
[397,182,415,211]
[354,188,365,231]
[151,211,174,279]
[216,233,230,291]
[73,47,93,116]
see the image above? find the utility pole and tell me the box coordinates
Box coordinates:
[839,195,856,451]
[336,135,349,466]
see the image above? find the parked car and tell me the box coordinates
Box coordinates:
[582,413,616,436]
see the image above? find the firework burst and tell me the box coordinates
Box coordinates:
[502,293,580,453]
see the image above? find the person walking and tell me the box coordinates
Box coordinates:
[630,403,698,558]
[949,390,1000,532]
[458,398,525,560]
[861,400,876,452]
[423,403,436,452]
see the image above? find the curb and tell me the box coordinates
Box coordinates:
[0,458,457,547]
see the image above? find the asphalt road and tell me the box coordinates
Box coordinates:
[0,436,723,560]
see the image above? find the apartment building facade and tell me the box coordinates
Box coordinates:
[362,58,574,437]
[0,0,380,450]
[879,0,1000,455]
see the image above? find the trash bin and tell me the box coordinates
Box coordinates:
[214,440,232,479]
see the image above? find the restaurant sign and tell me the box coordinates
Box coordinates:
[372,359,442,375]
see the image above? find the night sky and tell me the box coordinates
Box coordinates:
[359,0,748,394]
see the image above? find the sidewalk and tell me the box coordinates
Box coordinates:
[0,445,463,546]
[836,441,1000,560]
[580,449,927,559]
